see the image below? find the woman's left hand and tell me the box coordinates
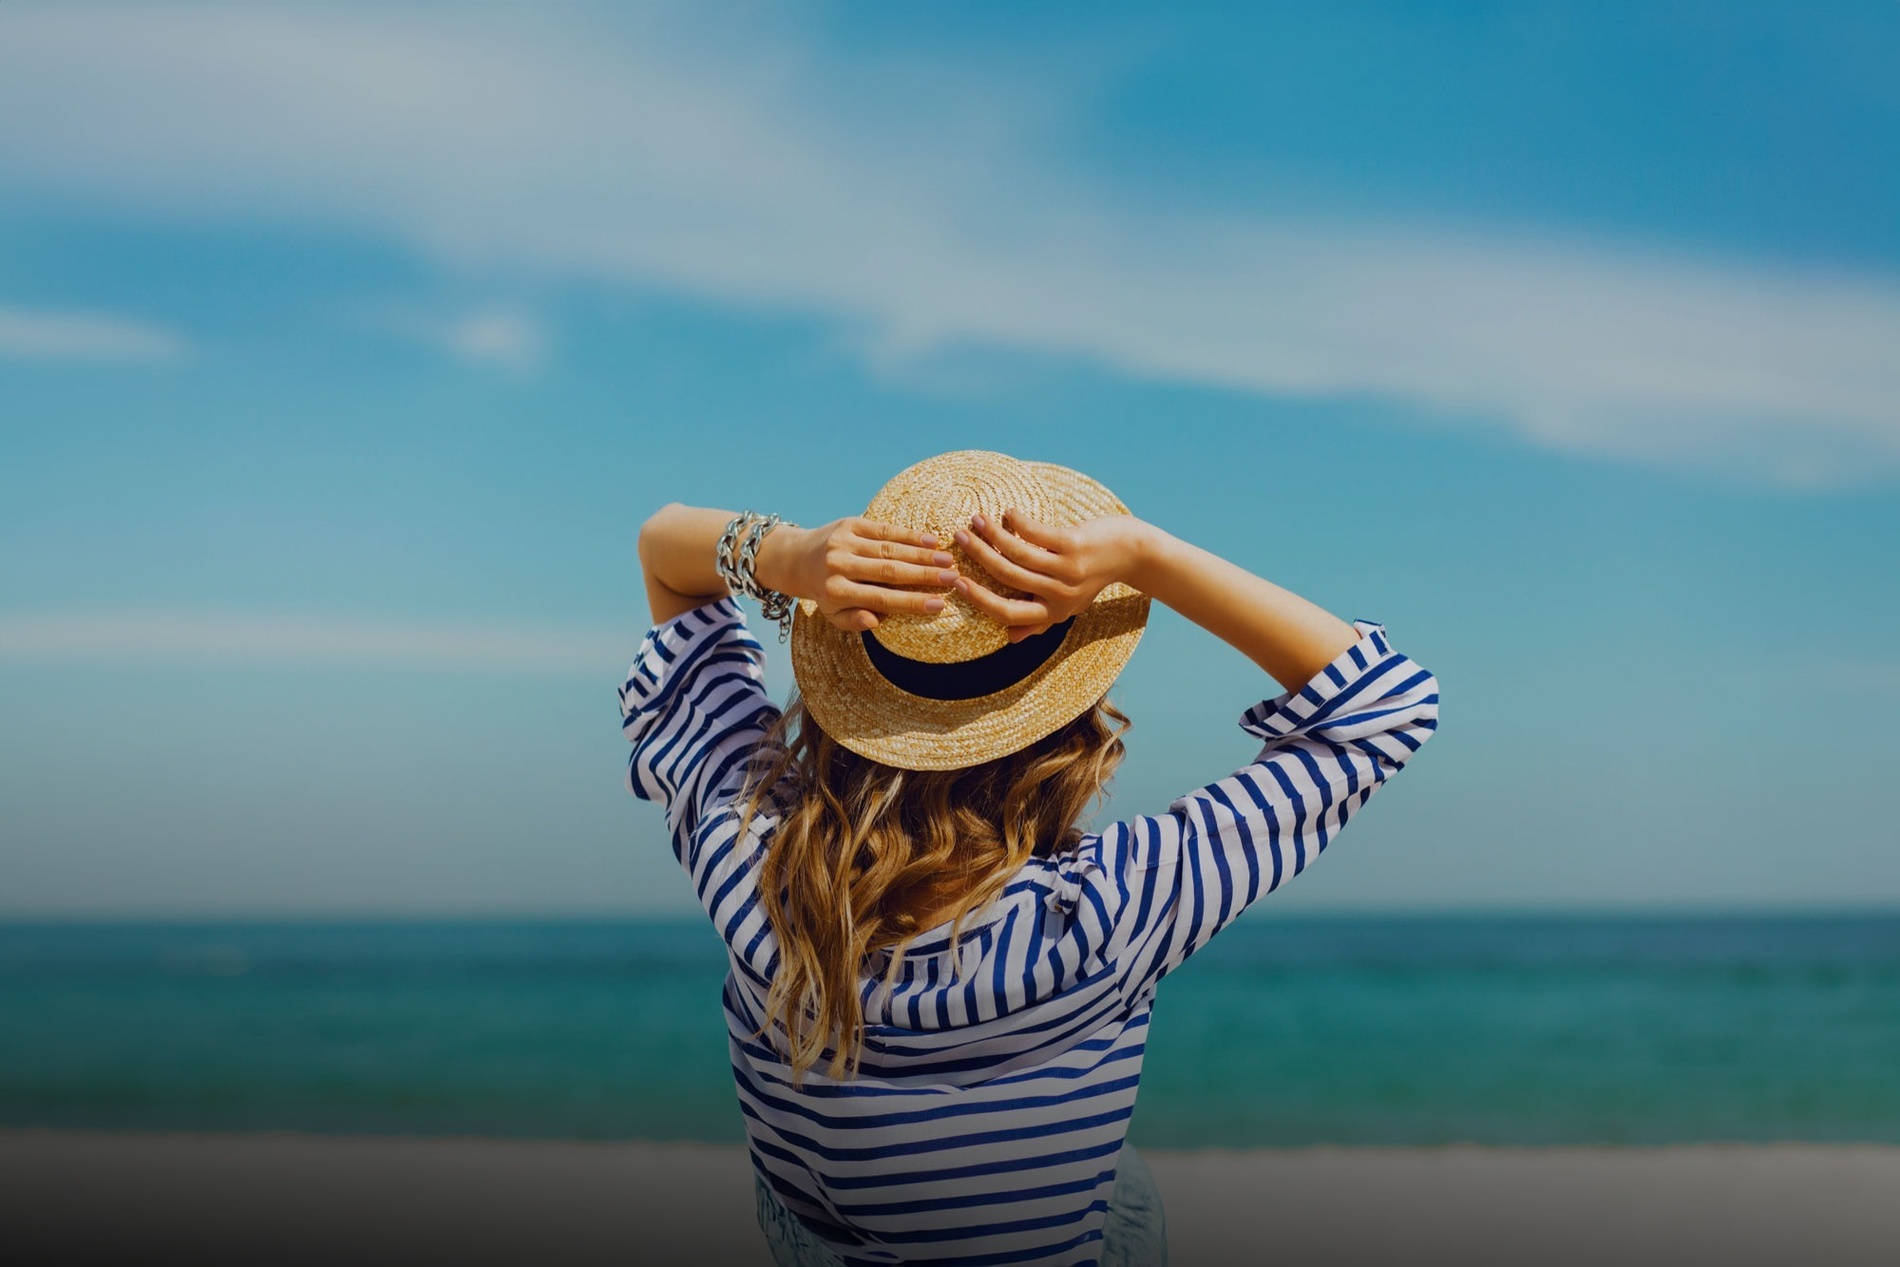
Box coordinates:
[758,517,960,632]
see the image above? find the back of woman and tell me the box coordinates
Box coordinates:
[621,452,1439,1266]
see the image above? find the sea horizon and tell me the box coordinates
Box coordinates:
[7,904,1899,927]
[7,911,1899,1149]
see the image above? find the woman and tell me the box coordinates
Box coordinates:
[621,451,1438,1266]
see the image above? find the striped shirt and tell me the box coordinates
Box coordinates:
[619,597,1439,1266]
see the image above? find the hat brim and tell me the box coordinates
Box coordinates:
[789,461,1148,772]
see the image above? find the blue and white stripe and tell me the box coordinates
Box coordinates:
[621,597,1438,1265]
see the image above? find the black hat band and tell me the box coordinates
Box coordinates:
[859,617,1077,701]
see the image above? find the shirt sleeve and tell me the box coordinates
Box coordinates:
[618,597,781,854]
[1097,621,1439,1002]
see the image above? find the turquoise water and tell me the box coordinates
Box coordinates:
[3,915,1898,1146]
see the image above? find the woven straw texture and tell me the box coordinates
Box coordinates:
[790,451,1149,771]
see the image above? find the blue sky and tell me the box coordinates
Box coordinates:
[2,1,1896,916]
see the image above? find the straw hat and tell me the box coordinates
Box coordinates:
[789,451,1149,771]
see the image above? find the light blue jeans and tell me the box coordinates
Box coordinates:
[754,1146,1168,1267]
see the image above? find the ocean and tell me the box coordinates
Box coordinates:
[3,914,1898,1147]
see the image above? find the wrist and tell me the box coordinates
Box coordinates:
[751,523,811,598]
[1117,518,1170,593]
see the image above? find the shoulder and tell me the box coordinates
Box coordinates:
[619,597,769,725]
[619,597,782,820]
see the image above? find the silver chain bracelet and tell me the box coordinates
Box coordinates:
[715,510,798,641]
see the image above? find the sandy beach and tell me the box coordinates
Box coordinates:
[6,1131,1899,1266]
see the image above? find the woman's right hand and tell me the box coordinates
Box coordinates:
[757,517,961,632]
[962,504,1360,690]
[952,510,1146,642]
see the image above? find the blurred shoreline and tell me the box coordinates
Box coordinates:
[7,1129,1900,1266]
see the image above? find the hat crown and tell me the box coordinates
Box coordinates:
[791,451,1148,770]
[863,450,1050,664]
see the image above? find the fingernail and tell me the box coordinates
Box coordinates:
[918,534,938,547]
[925,597,946,612]
[954,578,969,594]
[938,569,958,584]
[953,530,969,547]
[971,514,987,531]
[932,551,954,566]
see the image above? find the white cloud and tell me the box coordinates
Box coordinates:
[0,611,628,676]
[439,309,544,371]
[0,4,1895,482]
[0,303,186,362]
[367,304,547,371]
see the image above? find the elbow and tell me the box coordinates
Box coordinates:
[637,503,685,565]
[1407,669,1442,743]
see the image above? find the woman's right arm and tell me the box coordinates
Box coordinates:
[952,510,1359,692]
[955,508,1439,993]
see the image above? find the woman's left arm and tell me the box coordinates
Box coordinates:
[637,503,961,629]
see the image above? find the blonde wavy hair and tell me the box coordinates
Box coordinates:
[737,694,1129,1082]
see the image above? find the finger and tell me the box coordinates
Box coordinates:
[1006,623,1054,644]
[835,556,959,588]
[999,509,1071,552]
[850,537,956,568]
[830,580,948,616]
[954,576,1052,627]
[952,524,1053,595]
[969,512,1063,572]
[826,608,880,632]
[854,518,942,550]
